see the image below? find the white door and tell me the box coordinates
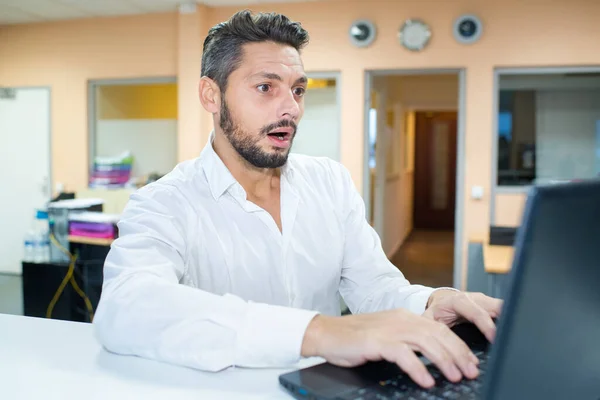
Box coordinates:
[0,87,51,274]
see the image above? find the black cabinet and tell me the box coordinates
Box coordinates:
[22,242,107,323]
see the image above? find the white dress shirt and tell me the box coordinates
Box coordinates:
[93,137,437,372]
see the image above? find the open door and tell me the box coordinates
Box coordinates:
[413,111,457,230]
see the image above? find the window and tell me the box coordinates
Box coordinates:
[293,77,340,161]
[89,79,178,189]
[496,72,600,186]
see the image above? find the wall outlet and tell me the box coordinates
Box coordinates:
[471,186,484,200]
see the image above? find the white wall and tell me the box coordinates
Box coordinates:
[535,89,600,183]
[96,119,178,177]
[294,86,339,161]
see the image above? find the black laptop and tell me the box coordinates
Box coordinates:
[279,179,600,399]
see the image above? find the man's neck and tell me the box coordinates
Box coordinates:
[212,132,280,199]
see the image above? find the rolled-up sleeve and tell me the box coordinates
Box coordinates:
[93,184,318,371]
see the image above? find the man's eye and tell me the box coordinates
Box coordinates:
[294,87,306,97]
[257,84,271,93]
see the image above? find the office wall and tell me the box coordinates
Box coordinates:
[2,0,600,287]
[495,193,527,227]
[0,11,179,192]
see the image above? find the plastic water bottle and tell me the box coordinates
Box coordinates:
[23,230,36,262]
[32,210,50,264]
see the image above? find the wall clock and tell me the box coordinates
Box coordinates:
[453,14,483,44]
[349,19,377,48]
[398,19,431,52]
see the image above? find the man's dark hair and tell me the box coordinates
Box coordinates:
[201,10,309,92]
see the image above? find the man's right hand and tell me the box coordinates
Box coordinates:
[300,309,480,389]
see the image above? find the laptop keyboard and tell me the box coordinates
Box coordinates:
[337,351,490,400]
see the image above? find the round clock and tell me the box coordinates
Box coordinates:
[453,14,483,44]
[348,19,377,48]
[398,19,431,52]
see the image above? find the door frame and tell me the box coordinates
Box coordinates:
[364,69,467,289]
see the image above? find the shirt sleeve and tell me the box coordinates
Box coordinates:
[93,184,318,372]
[335,163,440,316]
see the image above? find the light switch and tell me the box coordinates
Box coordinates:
[471,186,484,200]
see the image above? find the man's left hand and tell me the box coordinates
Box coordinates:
[423,290,503,343]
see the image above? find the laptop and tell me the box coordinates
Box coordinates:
[279,179,600,399]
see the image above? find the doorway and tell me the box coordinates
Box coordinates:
[0,87,51,275]
[365,71,465,288]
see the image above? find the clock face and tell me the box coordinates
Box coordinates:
[399,19,431,51]
[348,19,377,48]
[453,14,483,44]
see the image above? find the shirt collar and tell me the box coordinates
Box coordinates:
[199,132,237,200]
[199,131,295,201]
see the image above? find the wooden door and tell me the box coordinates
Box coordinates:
[413,112,458,230]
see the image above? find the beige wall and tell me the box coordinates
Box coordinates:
[2,0,600,287]
[0,12,178,190]
[495,193,527,227]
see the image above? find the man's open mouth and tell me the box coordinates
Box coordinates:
[267,131,291,140]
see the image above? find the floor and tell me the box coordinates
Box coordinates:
[389,230,455,288]
[0,273,23,316]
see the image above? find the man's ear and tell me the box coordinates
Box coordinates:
[199,77,221,114]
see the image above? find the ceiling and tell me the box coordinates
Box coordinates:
[0,0,321,26]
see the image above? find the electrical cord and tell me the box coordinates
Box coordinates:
[47,233,95,322]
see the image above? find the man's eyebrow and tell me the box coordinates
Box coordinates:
[249,72,308,85]
[250,72,283,81]
[295,75,308,85]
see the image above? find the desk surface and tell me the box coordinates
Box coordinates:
[0,314,323,400]
[68,235,114,246]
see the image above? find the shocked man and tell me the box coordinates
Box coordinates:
[94,10,501,389]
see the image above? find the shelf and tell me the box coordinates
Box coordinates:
[68,235,114,246]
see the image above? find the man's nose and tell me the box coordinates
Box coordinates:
[278,90,301,120]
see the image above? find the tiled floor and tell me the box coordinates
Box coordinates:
[390,230,455,288]
[0,274,23,316]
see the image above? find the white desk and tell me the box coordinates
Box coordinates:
[0,314,324,400]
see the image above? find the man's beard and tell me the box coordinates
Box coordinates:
[219,99,296,169]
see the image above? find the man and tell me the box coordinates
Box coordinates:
[94,10,501,389]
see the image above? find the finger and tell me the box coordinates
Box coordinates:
[388,343,435,389]
[409,334,462,383]
[437,323,480,379]
[455,295,497,342]
[473,293,504,318]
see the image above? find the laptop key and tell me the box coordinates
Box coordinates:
[442,390,462,399]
